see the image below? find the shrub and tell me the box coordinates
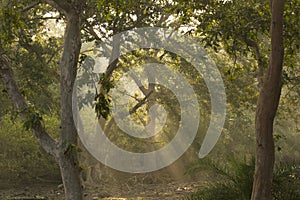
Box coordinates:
[186,157,300,200]
[272,160,300,200]
[0,115,60,183]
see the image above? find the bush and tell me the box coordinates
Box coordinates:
[272,160,300,200]
[0,115,60,183]
[186,157,300,200]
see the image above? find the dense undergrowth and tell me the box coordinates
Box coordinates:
[0,115,60,183]
[186,156,300,200]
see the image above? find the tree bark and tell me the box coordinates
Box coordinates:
[55,5,85,200]
[1,0,86,199]
[251,0,285,199]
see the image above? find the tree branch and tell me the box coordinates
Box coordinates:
[0,47,58,157]
[22,1,41,13]
[84,21,102,41]
[241,37,264,87]
[44,0,72,15]
[121,66,149,95]
[129,90,153,115]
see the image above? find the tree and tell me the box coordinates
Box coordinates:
[0,0,86,199]
[251,0,285,199]
[78,0,195,184]
[172,0,298,198]
[0,0,297,198]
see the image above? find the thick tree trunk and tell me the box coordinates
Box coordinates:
[58,153,83,200]
[45,1,87,199]
[57,9,84,200]
[251,0,285,199]
[1,1,86,199]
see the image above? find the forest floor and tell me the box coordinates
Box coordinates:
[0,180,204,200]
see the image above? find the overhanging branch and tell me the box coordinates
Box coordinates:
[44,0,72,15]
[241,37,264,87]
[22,1,41,13]
[0,47,58,157]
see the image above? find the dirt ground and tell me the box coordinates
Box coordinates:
[0,181,203,200]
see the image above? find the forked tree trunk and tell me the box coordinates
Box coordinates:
[251,0,285,199]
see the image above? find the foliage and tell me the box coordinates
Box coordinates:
[83,0,172,42]
[22,106,43,130]
[175,0,299,64]
[0,0,25,46]
[94,74,114,119]
[272,160,300,200]
[186,157,300,200]
[0,1,62,115]
[186,156,254,200]
[0,0,299,196]
[0,115,60,182]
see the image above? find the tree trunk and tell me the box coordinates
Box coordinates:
[1,1,86,199]
[251,0,285,199]
[57,153,83,200]
[56,9,84,200]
